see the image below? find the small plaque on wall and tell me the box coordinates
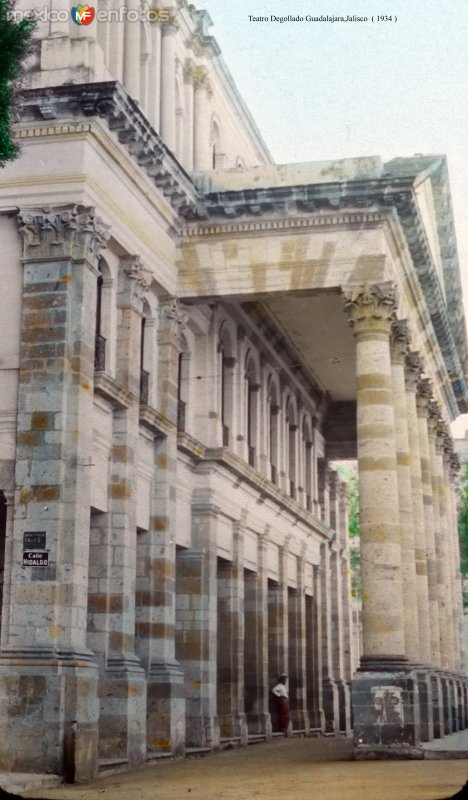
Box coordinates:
[23,531,46,550]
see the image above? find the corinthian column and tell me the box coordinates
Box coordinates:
[404,353,431,666]
[390,321,419,664]
[416,378,441,668]
[344,283,405,664]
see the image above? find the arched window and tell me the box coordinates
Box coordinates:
[94,261,106,371]
[177,334,190,432]
[175,78,185,163]
[219,324,235,447]
[286,398,298,499]
[210,119,224,169]
[268,375,280,484]
[245,354,260,468]
[302,417,313,511]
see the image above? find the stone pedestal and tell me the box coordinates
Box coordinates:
[352,665,421,749]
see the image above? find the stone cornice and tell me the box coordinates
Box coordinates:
[176,433,332,540]
[16,82,202,219]
[182,174,467,413]
[139,404,175,438]
[182,210,385,237]
[94,372,133,409]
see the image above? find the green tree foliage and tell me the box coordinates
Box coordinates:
[458,461,468,606]
[335,465,361,600]
[0,0,35,164]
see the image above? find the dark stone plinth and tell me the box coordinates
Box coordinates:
[352,666,421,750]
[322,678,340,734]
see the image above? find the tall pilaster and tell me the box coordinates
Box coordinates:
[344,283,419,749]
[390,321,419,664]
[138,296,186,756]
[160,21,179,152]
[243,529,271,737]
[217,523,248,743]
[319,537,339,733]
[404,352,431,666]
[267,543,289,732]
[175,493,219,749]
[288,548,310,732]
[0,205,109,778]
[96,256,151,765]
[193,67,212,171]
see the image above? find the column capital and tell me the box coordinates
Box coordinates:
[343,281,398,336]
[450,451,461,477]
[191,65,211,92]
[118,255,152,311]
[17,204,110,265]
[427,399,441,437]
[158,297,188,340]
[161,16,179,36]
[404,350,423,392]
[391,318,411,364]
[415,377,433,417]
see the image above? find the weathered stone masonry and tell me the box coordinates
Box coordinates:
[0,0,466,778]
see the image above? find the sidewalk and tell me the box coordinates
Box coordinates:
[10,736,467,800]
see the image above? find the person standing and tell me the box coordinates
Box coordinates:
[272,674,291,736]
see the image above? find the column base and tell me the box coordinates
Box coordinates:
[322,678,340,734]
[290,709,310,734]
[99,656,147,767]
[245,712,272,738]
[352,664,421,749]
[185,714,220,749]
[147,659,185,757]
[219,712,249,744]
[336,679,352,734]
[417,669,434,742]
[0,648,99,781]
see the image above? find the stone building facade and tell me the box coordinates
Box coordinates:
[0,0,466,780]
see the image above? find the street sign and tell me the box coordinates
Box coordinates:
[23,551,49,567]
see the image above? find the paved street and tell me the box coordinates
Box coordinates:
[16,736,468,800]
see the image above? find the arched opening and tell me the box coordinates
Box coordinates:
[177,334,190,432]
[268,376,280,485]
[286,398,298,499]
[210,118,224,169]
[94,262,105,371]
[219,324,235,447]
[245,354,259,468]
[302,417,313,511]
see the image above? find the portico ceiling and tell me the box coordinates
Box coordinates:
[249,290,357,403]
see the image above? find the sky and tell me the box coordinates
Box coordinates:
[195,0,468,434]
